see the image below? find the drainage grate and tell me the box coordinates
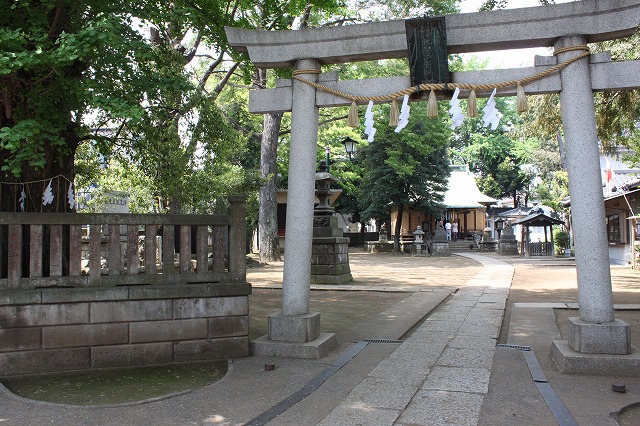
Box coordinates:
[496,343,531,351]
[496,343,577,426]
[363,339,404,344]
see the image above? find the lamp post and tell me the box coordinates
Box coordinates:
[325,145,331,173]
[324,137,357,173]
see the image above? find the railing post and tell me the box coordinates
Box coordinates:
[127,225,139,275]
[179,225,191,273]
[7,225,22,289]
[69,225,82,278]
[30,225,43,278]
[89,224,101,286]
[50,224,63,277]
[228,195,247,283]
[162,225,175,279]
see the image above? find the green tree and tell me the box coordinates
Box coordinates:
[533,169,568,213]
[592,31,640,156]
[460,132,536,206]
[0,1,198,212]
[506,31,639,163]
[358,102,450,251]
[248,0,460,260]
[479,0,554,11]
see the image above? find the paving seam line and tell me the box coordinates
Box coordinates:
[243,339,401,426]
[498,344,578,426]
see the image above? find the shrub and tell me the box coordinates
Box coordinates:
[554,229,570,253]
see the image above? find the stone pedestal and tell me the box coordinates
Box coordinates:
[551,341,640,376]
[498,225,519,255]
[479,241,497,252]
[431,225,450,256]
[568,317,631,354]
[479,227,497,252]
[253,310,336,358]
[311,216,353,284]
[252,308,337,359]
[268,311,320,342]
[365,241,393,252]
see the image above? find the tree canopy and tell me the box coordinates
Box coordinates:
[358,102,450,250]
[0,1,219,211]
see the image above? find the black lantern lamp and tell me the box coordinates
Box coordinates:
[342,137,356,160]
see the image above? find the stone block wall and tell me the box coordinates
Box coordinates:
[0,283,251,377]
[311,237,353,284]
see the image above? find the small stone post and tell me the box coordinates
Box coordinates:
[431,221,451,256]
[228,195,247,283]
[497,223,519,255]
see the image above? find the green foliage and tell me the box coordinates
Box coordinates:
[358,102,450,221]
[533,170,568,213]
[353,0,459,20]
[460,132,535,204]
[512,32,639,158]
[592,31,640,155]
[479,0,554,11]
[553,228,570,252]
[0,0,275,212]
[0,1,185,179]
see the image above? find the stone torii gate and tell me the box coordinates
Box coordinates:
[226,0,640,370]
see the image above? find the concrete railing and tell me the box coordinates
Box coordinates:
[0,195,247,290]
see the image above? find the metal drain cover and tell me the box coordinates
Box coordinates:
[496,343,532,351]
[363,339,404,344]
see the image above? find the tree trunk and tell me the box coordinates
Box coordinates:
[393,204,404,252]
[258,112,283,262]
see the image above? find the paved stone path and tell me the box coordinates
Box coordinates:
[318,253,513,426]
[5,252,638,425]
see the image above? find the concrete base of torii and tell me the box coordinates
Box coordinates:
[551,317,638,374]
[551,341,640,376]
[251,312,337,359]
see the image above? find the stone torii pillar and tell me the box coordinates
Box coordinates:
[252,60,337,358]
[550,36,630,361]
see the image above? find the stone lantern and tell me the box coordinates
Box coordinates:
[414,225,425,255]
[314,161,335,217]
[311,160,352,285]
[482,226,493,242]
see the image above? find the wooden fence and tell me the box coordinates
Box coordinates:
[0,195,246,290]
[526,241,554,257]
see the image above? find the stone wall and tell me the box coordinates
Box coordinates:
[0,196,250,377]
[0,283,250,376]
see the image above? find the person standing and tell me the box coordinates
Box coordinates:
[452,222,458,241]
[445,221,452,241]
